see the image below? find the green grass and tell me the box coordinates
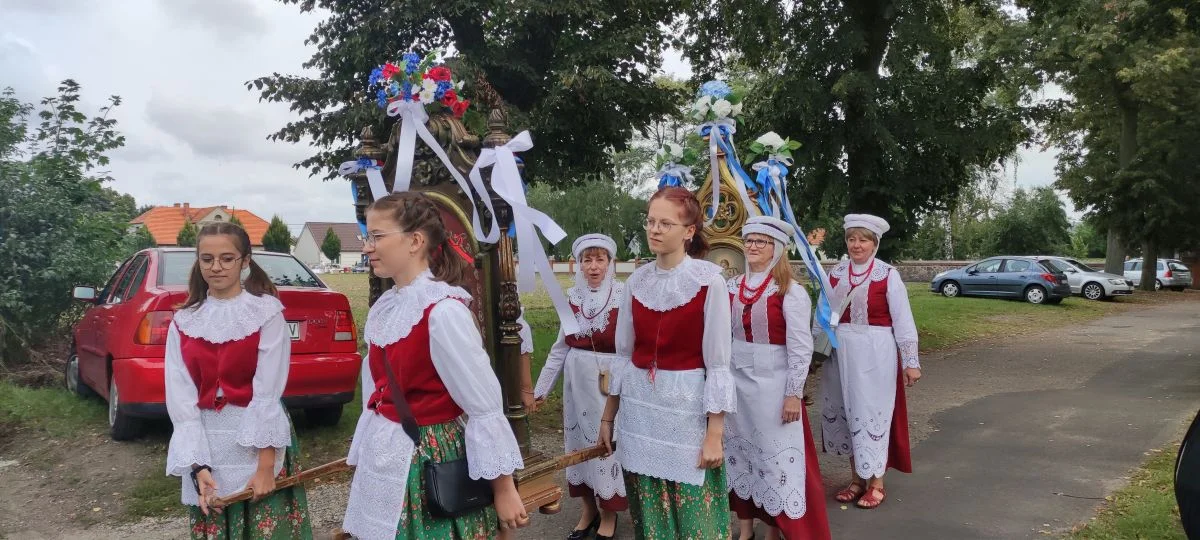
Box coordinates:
[0,379,107,437]
[1066,446,1185,539]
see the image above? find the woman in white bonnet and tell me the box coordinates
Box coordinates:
[532,233,627,539]
[725,216,830,540]
[821,213,922,509]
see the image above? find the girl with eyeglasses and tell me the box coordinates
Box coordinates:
[164,222,313,539]
[725,217,830,540]
[341,191,527,539]
[532,234,628,540]
[598,186,735,539]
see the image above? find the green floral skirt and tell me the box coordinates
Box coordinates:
[188,431,312,540]
[624,467,730,540]
[394,420,499,539]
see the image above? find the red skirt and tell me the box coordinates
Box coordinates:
[729,407,831,540]
[567,483,629,512]
[888,361,913,474]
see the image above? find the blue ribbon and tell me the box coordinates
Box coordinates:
[698,123,758,218]
[658,174,684,188]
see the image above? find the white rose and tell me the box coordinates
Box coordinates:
[422,78,438,93]
[755,131,786,151]
[693,96,712,115]
[665,142,684,159]
[711,99,733,118]
[731,101,744,117]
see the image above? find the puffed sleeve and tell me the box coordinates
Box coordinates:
[164,323,211,476]
[782,283,814,398]
[429,300,524,479]
[359,351,373,412]
[886,269,920,369]
[533,329,569,399]
[607,283,635,396]
[702,273,736,414]
[517,309,534,355]
[234,313,293,451]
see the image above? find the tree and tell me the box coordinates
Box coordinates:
[251,0,689,184]
[684,1,1033,259]
[321,227,342,264]
[0,82,131,361]
[262,215,292,253]
[987,187,1071,256]
[176,220,198,247]
[126,225,157,254]
[228,214,244,228]
[526,180,647,260]
[1069,219,1106,259]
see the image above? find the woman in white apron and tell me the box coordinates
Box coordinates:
[725,216,830,540]
[820,214,922,509]
[533,234,627,539]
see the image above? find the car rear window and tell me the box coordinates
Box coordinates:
[1169,262,1190,272]
[1040,259,1072,273]
[1065,259,1097,272]
[160,251,324,288]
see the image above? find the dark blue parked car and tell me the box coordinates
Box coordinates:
[929,256,1072,304]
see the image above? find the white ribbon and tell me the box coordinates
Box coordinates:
[386,101,500,243]
[469,131,581,336]
[698,118,757,224]
[656,163,694,185]
[337,159,388,201]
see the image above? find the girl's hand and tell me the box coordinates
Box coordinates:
[245,466,277,502]
[904,368,922,387]
[697,434,724,469]
[599,419,615,456]
[196,468,219,516]
[521,390,537,413]
[492,479,529,531]
[781,395,803,424]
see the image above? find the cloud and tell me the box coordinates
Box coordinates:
[156,0,268,42]
[0,33,55,101]
[144,93,310,165]
[0,0,93,15]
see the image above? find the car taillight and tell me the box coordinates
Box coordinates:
[1165,269,1173,278]
[334,310,356,342]
[135,311,174,345]
[1041,273,1057,284]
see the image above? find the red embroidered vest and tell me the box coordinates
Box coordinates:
[564,303,618,353]
[179,333,260,410]
[630,287,707,371]
[830,272,893,327]
[731,287,787,345]
[366,302,464,426]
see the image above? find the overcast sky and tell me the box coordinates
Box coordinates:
[1,0,1066,234]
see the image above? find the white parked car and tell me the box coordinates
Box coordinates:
[1039,256,1134,300]
[1124,258,1194,291]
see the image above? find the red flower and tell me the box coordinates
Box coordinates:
[452,99,470,118]
[381,63,399,79]
[427,66,452,82]
[441,89,458,106]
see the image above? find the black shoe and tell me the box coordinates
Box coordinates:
[567,515,600,540]
[596,514,618,540]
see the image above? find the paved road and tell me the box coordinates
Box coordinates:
[520,299,1200,539]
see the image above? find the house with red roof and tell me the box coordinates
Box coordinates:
[129,203,271,247]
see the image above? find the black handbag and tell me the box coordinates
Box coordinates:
[380,356,494,518]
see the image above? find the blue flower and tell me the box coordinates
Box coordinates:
[356,157,375,170]
[699,80,732,99]
[403,52,421,74]
[368,67,383,87]
[375,88,388,108]
[400,80,412,99]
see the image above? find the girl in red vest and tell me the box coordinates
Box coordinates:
[822,214,922,509]
[164,222,312,539]
[725,216,830,540]
[599,186,735,539]
[533,233,627,539]
[341,192,527,539]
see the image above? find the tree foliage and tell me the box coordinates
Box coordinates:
[321,227,342,263]
[228,214,244,228]
[176,219,198,247]
[526,180,646,260]
[126,225,157,254]
[262,215,292,253]
[987,187,1071,256]
[0,82,133,361]
[684,0,1034,258]
[251,0,689,184]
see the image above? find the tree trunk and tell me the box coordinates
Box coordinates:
[1105,89,1138,274]
[1140,240,1158,292]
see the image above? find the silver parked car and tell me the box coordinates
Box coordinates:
[1039,256,1134,300]
[1123,258,1194,291]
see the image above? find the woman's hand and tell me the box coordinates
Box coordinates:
[196,468,219,516]
[781,395,804,424]
[245,466,277,502]
[491,477,529,531]
[697,433,724,469]
[521,389,537,413]
[599,418,615,456]
[904,368,922,387]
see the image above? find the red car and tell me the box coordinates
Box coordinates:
[68,248,362,440]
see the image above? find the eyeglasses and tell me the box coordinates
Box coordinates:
[642,218,682,233]
[743,238,773,249]
[357,230,407,247]
[198,254,243,270]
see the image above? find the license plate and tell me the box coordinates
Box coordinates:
[287,321,300,341]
